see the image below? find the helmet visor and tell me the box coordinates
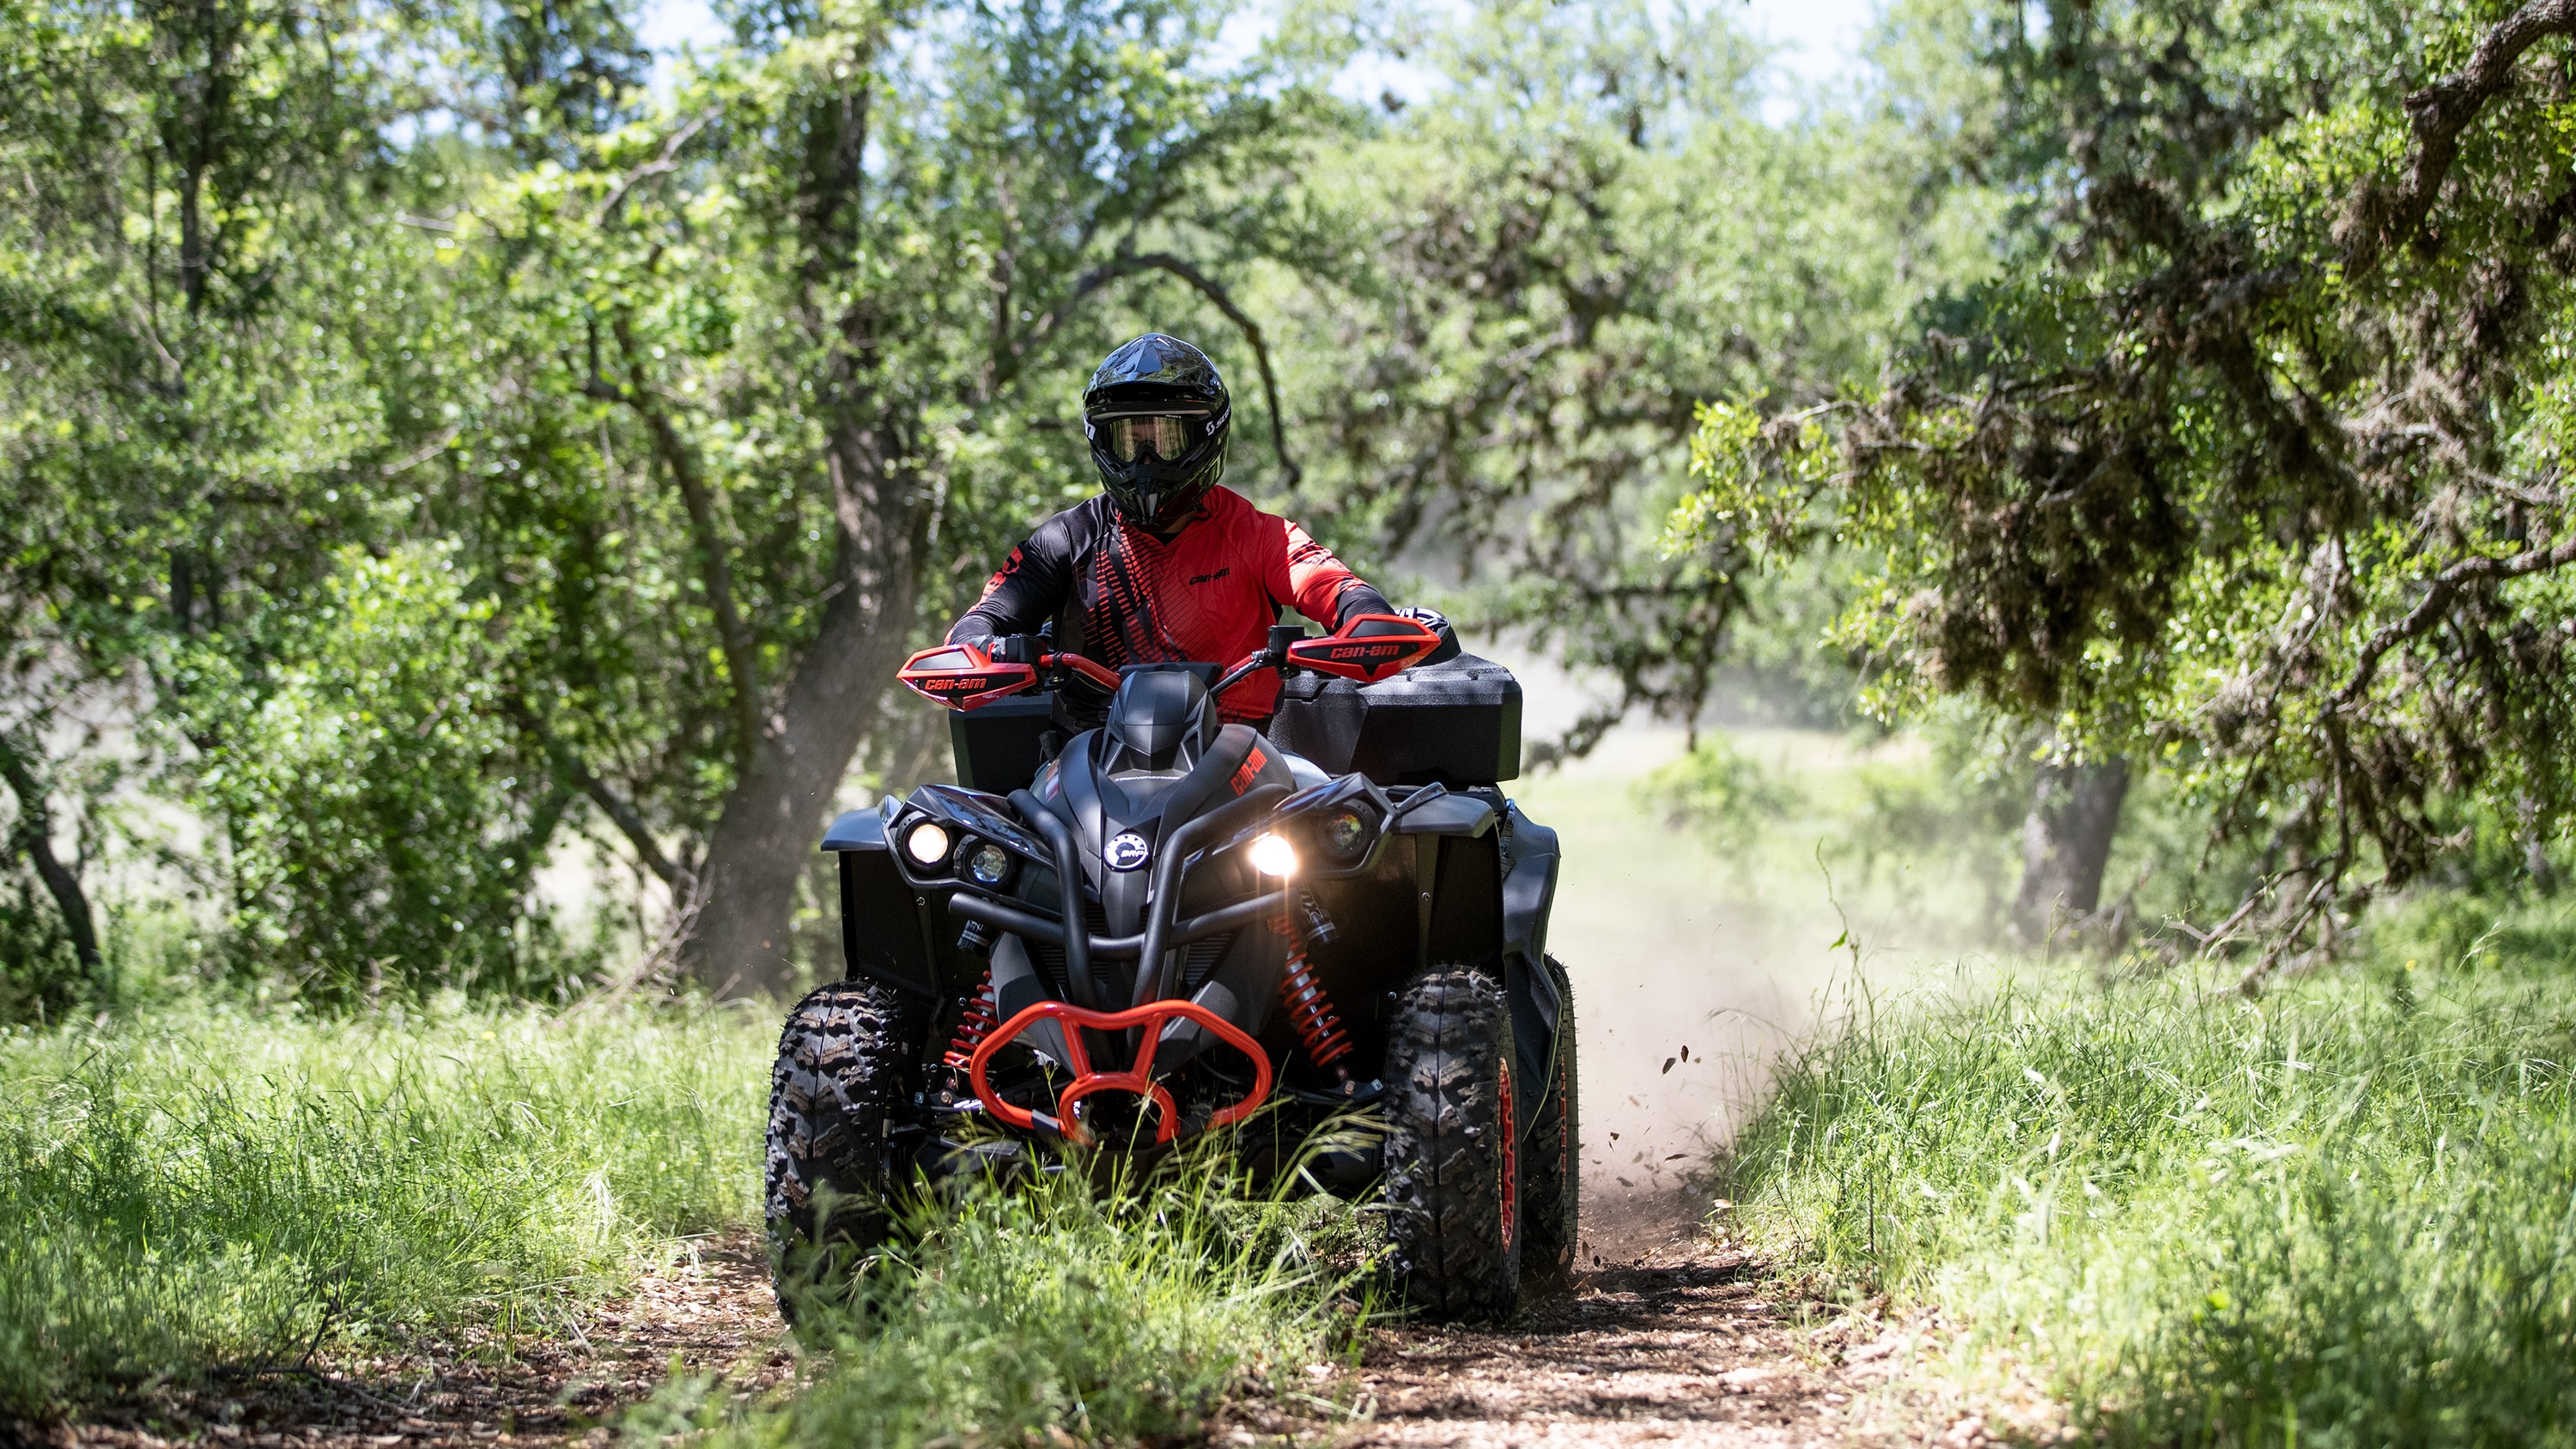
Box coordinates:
[1099,413,1205,463]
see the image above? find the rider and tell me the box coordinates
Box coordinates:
[947,333,1398,724]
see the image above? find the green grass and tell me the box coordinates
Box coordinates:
[1728,898,2576,1447]
[3,991,1368,1446]
[0,996,771,1418]
[651,1155,1369,1449]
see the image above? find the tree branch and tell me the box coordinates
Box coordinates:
[2330,534,2576,711]
[1032,252,1303,488]
[593,112,715,225]
[0,733,100,973]
[2346,0,2576,271]
[588,320,768,770]
[507,702,684,891]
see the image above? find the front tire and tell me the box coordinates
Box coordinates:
[1382,964,1522,1320]
[764,981,923,1321]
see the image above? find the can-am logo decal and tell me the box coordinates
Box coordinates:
[1229,745,1267,795]
[1105,832,1151,871]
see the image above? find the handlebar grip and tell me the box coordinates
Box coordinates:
[1044,652,1122,692]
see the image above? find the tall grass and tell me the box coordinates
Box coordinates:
[0,997,771,1418]
[1728,900,2576,1447]
[645,1145,1370,1449]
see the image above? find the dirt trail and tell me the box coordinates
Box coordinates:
[1281,1246,1941,1449]
[30,1234,793,1449]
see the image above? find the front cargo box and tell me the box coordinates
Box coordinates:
[948,693,1055,793]
[1268,652,1522,785]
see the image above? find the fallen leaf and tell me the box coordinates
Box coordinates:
[1662,1057,1676,1074]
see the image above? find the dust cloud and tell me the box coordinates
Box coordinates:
[1484,648,1981,1259]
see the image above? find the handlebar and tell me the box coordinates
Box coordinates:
[901,614,1441,712]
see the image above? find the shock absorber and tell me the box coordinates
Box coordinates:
[943,967,1000,1070]
[1275,924,1355,1078]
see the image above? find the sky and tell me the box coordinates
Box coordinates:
[635,0,1883,107]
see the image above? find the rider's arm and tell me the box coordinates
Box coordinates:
[945,511,1084,645]
[1265,513,1391,628]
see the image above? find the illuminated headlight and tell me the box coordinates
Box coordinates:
[1248,833,1298,876]
[964,840,1012,886]
[1321,808,1371,860]
[904,821,953,867]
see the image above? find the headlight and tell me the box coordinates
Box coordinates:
[1320,808,1371,860]
[964,840,1012,886]
[1248,833,1298,876]
[904,821,953,867]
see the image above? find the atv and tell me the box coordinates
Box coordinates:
[764,612,1577,1321]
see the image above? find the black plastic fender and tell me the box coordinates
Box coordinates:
[1500,803,1565,1131]
[822,803,941,1000]
[1391,790,1565,1130]
[1501,802,1561,1028]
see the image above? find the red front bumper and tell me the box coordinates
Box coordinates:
[965,998,1273,1146]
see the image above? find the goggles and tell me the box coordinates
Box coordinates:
[1095,412,1209,463]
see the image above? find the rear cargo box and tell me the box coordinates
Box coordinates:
[1268,652,1522,785]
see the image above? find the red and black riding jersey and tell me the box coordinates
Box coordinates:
[948,486,1388,722]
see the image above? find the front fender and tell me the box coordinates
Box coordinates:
[822,805,940,1000]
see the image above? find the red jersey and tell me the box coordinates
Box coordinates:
[948,486,1386,720]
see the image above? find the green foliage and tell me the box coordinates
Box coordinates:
[1269,0,1993,754]
[0,997,768,1417]
[192,544,579,1001]
[1728,899,2576,1446]
[1672,0,2576,948]
[1638,736,1803,856]
[0,861,85,1024]
[661,1162,1363,1449]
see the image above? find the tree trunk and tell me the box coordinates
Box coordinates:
[680,438,922,998]
[0,736,102,974]
[678,33,923,999]
[2011,757,2129,947]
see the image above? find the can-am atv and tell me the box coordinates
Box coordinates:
[764,613,1577,1321]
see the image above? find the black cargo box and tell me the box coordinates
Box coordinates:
[1268,652,1522,785]
[947,693,1054,793]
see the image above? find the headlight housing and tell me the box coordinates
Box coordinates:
[1319,808,1371,861]
[963,840,1012,886]
[903,821,953,868]
[1248,833,1299,876]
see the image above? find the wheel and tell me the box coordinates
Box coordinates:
[1382,964,1522,1320]
[764,980,924,1321]
[1517,954,1580,1288]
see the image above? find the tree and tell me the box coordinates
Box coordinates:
[1266,0,1994,756]
[459,0,1333,995]
[1681,0,2576,975]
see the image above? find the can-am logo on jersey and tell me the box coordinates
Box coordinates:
[1105,832,1151,871]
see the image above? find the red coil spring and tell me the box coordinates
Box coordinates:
[943,968,1000,1069]
[1277,940,1354,1070]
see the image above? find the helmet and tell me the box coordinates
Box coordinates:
[1083,334,1230,530]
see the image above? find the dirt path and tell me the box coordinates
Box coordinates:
[26,1226,1994,1449]
[1223,1236,1972,1449]
[31,1234,793,1449]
